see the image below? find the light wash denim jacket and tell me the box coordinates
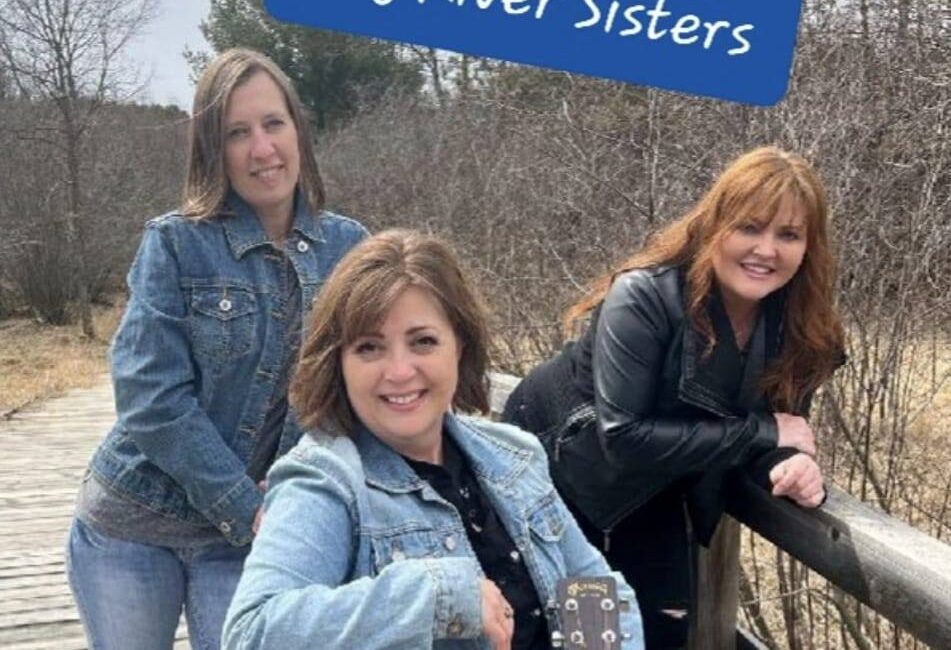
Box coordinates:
[88,192,367,546]
[223,414,644,649]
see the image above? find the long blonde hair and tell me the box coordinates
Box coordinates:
[567,146,844,412]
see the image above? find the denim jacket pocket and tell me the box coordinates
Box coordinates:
[188,285,258,364]
[528,494,567,544]
[526,493,569,584]
[369,527,445,574]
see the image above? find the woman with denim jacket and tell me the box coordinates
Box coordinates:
[222,230,645,650]
[65,49,367,650]
[502,147,846,648]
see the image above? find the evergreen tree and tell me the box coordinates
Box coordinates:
[191,0,422,129]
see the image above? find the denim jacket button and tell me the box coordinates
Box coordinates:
[296,240,310,253]
[218,298,232,312]
[443,536,457,551]
[219,521,232,534]
[509,550,521,563]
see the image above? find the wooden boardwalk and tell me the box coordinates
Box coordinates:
[0,378,189,649]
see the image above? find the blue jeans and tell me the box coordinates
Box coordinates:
[66,518,249,650]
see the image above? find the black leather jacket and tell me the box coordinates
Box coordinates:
[504,266,803,545]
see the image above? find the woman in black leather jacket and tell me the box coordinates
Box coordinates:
[503,146,845,648]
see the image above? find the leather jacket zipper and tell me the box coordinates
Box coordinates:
[552,404,598,463]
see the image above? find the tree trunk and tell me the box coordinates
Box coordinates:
[64,116,94,338]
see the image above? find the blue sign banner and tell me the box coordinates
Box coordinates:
[264,0,802,106]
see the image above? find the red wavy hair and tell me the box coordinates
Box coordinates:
[565,146,844,412]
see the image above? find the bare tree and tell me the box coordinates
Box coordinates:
[0,0,157,336]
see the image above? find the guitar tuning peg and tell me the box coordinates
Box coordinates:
[602,629,618,643]
[551,631,565,648]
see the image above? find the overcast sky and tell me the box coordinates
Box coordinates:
[126,0,211,109]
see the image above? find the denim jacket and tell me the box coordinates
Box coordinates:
[88,193,367,546]
[222,414,644,649]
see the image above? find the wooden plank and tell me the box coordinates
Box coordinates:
[0,619,188,649]
[0,496,79,509]
[0,550,64,566]
[0,583,74,601]
[1,605,81,627]
[0,593,77,616]
[0,525,72,540]
[0,537,72,555]
[0,563,64,579]
[0,506,78,521]
[4,632,90,650]
[0,622,88,648]
[0,573,69,591]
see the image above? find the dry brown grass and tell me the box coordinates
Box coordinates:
[0,303,123,415]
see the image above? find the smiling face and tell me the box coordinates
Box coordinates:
[223,70,301,226]
[341,286,461,463]
[711,192,808,314]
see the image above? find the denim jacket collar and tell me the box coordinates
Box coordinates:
[222,189,326,259]
[354,413,533,495]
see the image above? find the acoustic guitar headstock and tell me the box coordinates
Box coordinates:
[549,576,626,649]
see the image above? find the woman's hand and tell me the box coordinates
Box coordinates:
[480,578,514,650]
[773,413,817,456]
[769,453,825,508]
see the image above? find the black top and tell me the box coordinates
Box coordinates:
[405,435,550,650]
[246,245,303,482]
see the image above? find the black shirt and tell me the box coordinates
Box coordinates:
[404,435,551,650]
[246,245,302,483]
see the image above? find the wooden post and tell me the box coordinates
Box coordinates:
[688,515,741,650]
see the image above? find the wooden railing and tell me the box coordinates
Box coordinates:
[487,373,951,649]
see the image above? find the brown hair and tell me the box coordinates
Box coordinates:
[291,230,491,435]
[181,48,325,219]
[566,146,845,412]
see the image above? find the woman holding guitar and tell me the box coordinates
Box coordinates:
[223,231,645,649]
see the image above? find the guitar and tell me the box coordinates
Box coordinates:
[548,576,629,648]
